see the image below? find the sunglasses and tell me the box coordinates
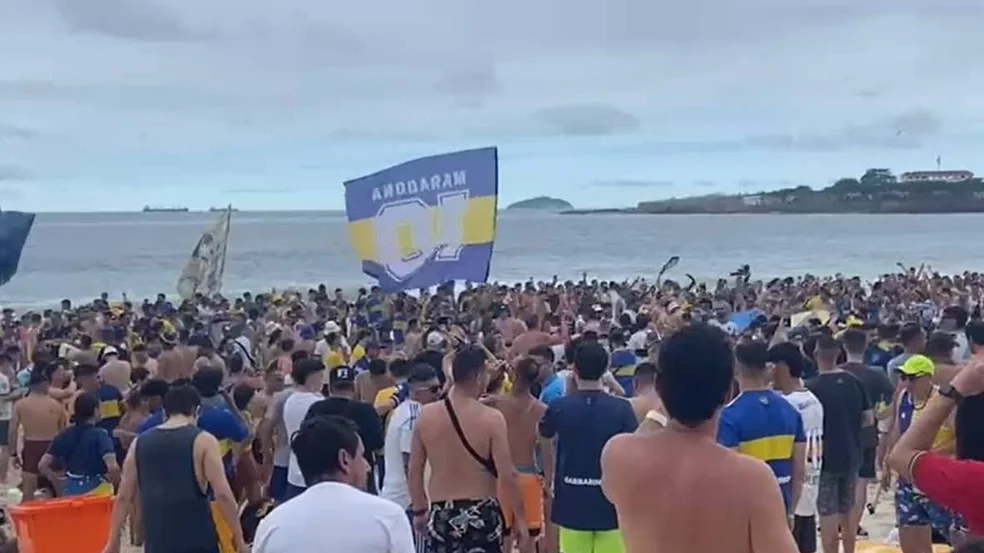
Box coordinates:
[899,373,926,381]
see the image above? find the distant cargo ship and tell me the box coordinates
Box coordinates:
[209,207,238,212]
[142,206,189,213]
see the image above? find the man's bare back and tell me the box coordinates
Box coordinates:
[490,393,545,468]
[414,397,500,501]
[100,359,132,393]
[602,430,798,553]
[355,372,394,405]
[507,331,553,361]
[16,393,65,440]
[157,348,194,382]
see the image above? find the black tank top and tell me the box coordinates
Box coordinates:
[136,424,219,553]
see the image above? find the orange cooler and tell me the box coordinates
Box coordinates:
[8,495,113,553]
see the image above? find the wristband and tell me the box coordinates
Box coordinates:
[939,384,965,405]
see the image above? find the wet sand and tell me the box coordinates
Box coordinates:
[0,475,903,553]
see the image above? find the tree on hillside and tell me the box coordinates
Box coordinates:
[860,168,897,188]
[830,178,862,193]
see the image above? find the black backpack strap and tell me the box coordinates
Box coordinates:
[443,398,497,478]
[232,339,255,366]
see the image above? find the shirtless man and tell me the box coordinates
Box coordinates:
[507,317,556,361]
[403,319,423,358]
[10,367,67,501]
[355,359,395,404]
[627,362,665,424]
[496,307,528,347]
[99,346,132,394]
[486,357,553,550]
[156,332,192,383]
[409,345,531,553]
[191,335,227,374]
[45,358,76,407]
[130,344,158,378]
[925,332,962,385]
[602,324,798,553]
[66,334,99,367]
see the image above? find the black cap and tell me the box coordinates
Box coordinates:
[329,366,355,386]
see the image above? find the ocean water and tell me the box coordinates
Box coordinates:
[0,210,977,309]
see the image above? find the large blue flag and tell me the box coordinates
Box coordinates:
[344,147,498,291]
[0,210,34,286]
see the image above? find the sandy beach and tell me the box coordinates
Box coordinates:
[0,474,905,553]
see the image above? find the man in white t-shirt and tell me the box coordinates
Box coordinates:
[281,358,327,501]
[230,330,255,372]
[254,415,414,553]
[379,365,442,509]
[0,352,18,483]
[940,306,972,363]
[770,342,824,553]
[261,386,294,503]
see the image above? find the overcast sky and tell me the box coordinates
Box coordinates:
[1,0,982,211]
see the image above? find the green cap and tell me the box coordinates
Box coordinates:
[899,354,935,377]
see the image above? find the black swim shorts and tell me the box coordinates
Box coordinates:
[425,497,504,553]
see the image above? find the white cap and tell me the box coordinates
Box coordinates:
[426,332,446,349]
[325,321,342,334]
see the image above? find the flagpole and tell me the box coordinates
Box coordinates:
[217,204,232,295]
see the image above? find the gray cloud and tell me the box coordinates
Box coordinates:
[536,104,640,136]
[889,108,942,136]
[740,110,941,152]
[0,0,980,187]
[440,66,499,107]
[0,79,74,100]
[46,0,200,41]
[593,179,673,188]
[566,108,942,157]
[220,187,292,194]
[0,165,30,181]
[0,123,35,140]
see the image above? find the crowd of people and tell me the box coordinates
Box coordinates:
[0,264,982,553]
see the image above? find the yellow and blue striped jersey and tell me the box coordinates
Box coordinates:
[717,389,805,509]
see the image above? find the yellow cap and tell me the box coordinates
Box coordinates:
[899,354,935,377]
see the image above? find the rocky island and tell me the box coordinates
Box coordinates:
[506,196,574,211]
[562,168,984,215]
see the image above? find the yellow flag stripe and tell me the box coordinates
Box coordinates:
[348,195,496,263]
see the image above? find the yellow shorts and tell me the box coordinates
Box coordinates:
[210,501,236,553]
[88,481,114,497]
[558,527,625,553]
[497,473,544,533]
